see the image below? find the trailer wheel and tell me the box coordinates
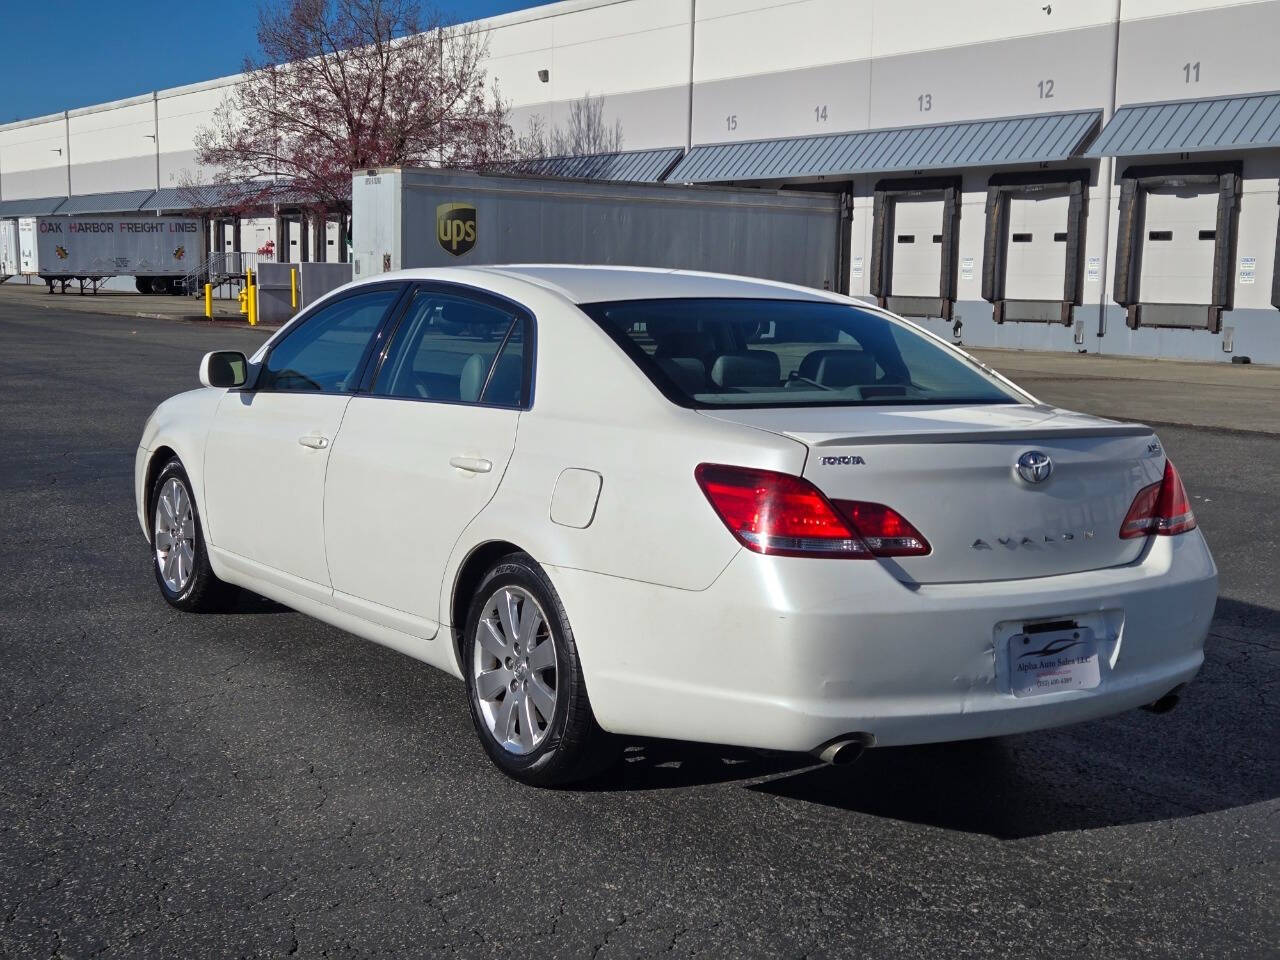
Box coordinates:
[135,277,150,294]
[149,277,171,295]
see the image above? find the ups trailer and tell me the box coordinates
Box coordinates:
[352,168,848,293]
[0,219,17,279]
[28,215,202,294]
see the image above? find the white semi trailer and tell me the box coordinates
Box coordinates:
[353,168,848,293]
[30,215,202,294]
[19,217,37,278]
[0,220,18,279]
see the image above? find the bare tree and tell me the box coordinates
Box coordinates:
[517,92,625,158]
[195,0,514,213]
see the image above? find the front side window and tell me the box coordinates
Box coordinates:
[258,287,400,393]
[579,298,1020,408]
[372,290,527,407]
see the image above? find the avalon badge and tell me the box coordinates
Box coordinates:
[1016,450,1053,484]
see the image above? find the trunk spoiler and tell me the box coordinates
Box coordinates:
[805,424,1155,447]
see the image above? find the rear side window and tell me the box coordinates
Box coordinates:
[579,298,1018,408]
[372,291,527,407]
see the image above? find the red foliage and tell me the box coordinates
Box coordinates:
[195,0,515,213]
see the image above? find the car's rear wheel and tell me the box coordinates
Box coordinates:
[150,458,238,612]
[463,554,617,786]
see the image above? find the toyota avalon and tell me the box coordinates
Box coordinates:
[135,266,1217,785]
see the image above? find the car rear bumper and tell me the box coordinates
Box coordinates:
[547,530,1217,752]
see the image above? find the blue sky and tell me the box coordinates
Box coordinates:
[6,0,554,123]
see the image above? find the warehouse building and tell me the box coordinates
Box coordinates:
[1,0,1278,363]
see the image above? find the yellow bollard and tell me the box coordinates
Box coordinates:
[204,283,213,319]
[290,267,298,310]
[244,267,256,326]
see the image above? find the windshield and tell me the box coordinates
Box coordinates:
[579,298,1020,408]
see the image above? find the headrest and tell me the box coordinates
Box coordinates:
[709,351,781,389]
[797,349,877,388]
[461,352,524,405]
[459,354,490,403]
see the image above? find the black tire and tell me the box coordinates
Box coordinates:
[463,553,618,787]
[149,277,171,295]
[148,458,239,612]
[135,277,149,294]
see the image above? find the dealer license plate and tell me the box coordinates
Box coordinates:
[1008,626,1101,698]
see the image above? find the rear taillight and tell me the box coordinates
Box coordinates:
[832,500,931,557]
[694,463,929,559]
[1119,458,1197,539]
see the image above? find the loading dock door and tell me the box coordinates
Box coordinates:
[1113,163,1241,332]
[890,198,945,297]
[1004,191,1070,301]
[1137,187,1219,305]
[871,177,962,320]
[982,171,1087,326]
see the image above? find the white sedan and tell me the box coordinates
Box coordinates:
[135,266,1217,785]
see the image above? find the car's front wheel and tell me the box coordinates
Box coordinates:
[149,458,238,612]
[463,554,617,786]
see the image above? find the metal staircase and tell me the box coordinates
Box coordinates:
[182,251,265,296]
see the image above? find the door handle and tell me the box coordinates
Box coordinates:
[298,435,329,449]
[449,456,493,474]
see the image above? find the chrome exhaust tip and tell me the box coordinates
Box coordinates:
[813,733,874,766]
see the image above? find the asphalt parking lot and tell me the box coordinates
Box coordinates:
[0,301,1276,959]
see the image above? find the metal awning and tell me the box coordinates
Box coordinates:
[56,189,157,215]
[142,185,225,211]
[0,196,67,216]
[1085,91,1280,158]
[141,181,310,212]
[142,183,260,211]
[505,147,684,183]
[667,110,1101,184]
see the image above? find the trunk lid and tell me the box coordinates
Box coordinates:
[699,403,1164,584]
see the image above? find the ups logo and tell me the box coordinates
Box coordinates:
[437,202,476,256]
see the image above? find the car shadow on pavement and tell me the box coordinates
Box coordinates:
[599,597,1279,840]
[225,592,295,615]
[593,741,813,790]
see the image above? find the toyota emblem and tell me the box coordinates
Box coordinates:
[1016,450,1053,484]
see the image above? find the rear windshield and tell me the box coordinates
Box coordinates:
[579,298,1020,408]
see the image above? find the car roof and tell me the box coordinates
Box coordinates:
[375,264,840,305]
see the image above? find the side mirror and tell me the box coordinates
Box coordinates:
[199,351,248,388]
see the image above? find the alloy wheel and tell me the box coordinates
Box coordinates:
[154,477,196,593]
[471,586,558,755]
